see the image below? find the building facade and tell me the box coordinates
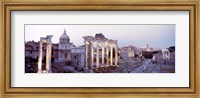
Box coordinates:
[58,29,74,60]
[25,29,74,61]
[71,46,85,70]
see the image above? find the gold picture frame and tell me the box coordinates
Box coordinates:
[0,0,199,98]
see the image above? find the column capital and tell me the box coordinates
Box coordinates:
[96,43,99,67]
[46,42,52,45]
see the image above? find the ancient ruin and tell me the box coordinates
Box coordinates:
[162,49,170,60]
[83,35,119,72]
[25,29,175,73]
[37,35,53,73]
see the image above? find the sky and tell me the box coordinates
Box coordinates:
[25,24,175,49]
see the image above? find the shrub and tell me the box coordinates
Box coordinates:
[142,51,153,59]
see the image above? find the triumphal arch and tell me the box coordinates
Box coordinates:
[37,35,53,73]
[83,36,119,72]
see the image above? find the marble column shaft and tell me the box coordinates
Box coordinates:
[37,42,43,73]
[106,44,109,65]
[115,46,118,66]
[46,43,49,72]
[85,42,88,69]
[110,45,113,65]
[89,42,94,70]
[46,43,52,73]
[96,43,99,67]
[101,44,104,64]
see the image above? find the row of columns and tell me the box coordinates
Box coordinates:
[37,35,53,73]
[84,40,119,71]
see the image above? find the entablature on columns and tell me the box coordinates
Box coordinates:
[83,35,119,72]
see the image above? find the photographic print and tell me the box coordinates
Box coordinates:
[25,24,175,73]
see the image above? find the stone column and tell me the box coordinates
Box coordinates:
[106,43,109,66]
[37,41,43,73]
[46,43,52,73]
[47,35,53,73]
[46,43,49,73]
[84,42,89,69]
[89,42,94,70]
[101,43,104,65]
[110,44,113,65]
[96,43,99,67]
[115,45,118,66]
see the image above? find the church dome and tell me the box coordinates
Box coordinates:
[59,29,70,44]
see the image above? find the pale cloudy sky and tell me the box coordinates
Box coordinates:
[25,24,175,49]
